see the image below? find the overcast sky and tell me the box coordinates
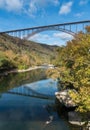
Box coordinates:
[0,0,90,46]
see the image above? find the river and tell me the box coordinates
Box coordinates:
[0,69,81,130]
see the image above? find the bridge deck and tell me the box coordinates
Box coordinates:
[0,20,90,34]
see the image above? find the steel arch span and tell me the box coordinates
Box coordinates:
[0,20,90,40]
[24,28,75,40]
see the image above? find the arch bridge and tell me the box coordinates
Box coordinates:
[0,20,90,40]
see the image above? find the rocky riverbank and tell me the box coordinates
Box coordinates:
[55,89,76,108]
[55,90,90,129]
[0,65,55,76]
[0,66,46,76]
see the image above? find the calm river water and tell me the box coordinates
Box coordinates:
[0,69,81,130]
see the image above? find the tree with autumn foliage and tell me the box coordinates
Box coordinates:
[47,27,90,113]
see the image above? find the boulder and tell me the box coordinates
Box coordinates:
[55,89,76,108]
[68,111,86,126]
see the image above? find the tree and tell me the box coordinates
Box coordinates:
[47,27,90,113]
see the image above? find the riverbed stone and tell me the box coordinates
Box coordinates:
[55,89,76,108]
[68,111,86,126]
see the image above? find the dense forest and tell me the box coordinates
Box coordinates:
[47,26,90,113]
[0,33,57,73]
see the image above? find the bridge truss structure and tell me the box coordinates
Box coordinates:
[0,20,90,40]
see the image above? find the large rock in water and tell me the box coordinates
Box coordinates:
[68,111,86,126]
[55,89,76,108]
[68,111,90,129]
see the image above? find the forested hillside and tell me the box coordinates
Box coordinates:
[0,34,57,72]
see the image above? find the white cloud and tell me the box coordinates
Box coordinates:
[0,0,4,8]
[28,1,37,17]
[52,0,60,6]
[29,34,50,42]
[53,32,73,40]
[6,0,23,11]
[28,33,60,46]
[79,0,88,5]
[75,12,84,17]
[0,0,60,16]
[59,1,73,15]
[28,0,59,17]
[0,0,23,12]
[28,32,73,46]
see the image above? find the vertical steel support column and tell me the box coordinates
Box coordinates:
[15,31,17,38]
[18,31,22,39]
[58,25,60,29]
[12,32,14,37]
[23,30,25,39]
[76,24,78,33]
[27,30,30,40]
[32,29,34,33]
[13,32,15,37]
[8,32,10,36]
[17,31,19,38]
[21,31,23,39]
[70,25,71,31]
[63,25,65,30]
[7,32,10,36]
[82,23,85,33]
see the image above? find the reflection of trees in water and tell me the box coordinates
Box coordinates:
[0,69,46,93]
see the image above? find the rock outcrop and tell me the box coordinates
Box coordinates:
[55,89,76,108]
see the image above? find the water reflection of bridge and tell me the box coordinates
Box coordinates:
[6,85,55,100]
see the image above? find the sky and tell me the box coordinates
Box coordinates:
[0,0,90,46]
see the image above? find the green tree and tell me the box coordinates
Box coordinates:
[47,27,90,113]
